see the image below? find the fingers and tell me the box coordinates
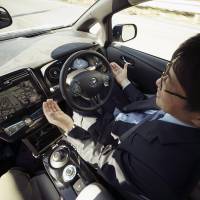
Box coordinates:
[46,99,56,112]
[43,102,49,113]
[124,63,128,72]
[43,99,61,112]
[53,101,61,112]
[110,62,122,76]
[110,62,121,71]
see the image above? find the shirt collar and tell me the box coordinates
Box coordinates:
[159,113,195,128]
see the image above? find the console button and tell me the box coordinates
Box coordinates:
[73,178,86,194]
[62,165,77,182]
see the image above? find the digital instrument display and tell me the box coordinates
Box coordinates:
[0,80,42,123]
[72,58,89,69]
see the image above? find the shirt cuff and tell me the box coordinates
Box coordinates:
[64,125,75,136]
[121,79,131,90]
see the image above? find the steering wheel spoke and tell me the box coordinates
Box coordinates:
[103,74,110,87]
[90,94,102,106]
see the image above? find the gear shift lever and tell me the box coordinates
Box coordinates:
[50,146,69,169]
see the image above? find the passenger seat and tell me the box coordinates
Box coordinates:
[0,169,59,200]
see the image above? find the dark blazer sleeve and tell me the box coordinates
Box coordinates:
[123,83,146,102]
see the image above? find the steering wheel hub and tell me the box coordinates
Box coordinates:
[88,77,98,88]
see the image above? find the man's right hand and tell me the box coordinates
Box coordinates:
[110,62,130,88]
[43,99,74,133]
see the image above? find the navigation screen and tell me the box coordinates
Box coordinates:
[0,80,42,123]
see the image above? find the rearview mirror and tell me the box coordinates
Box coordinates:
[0,7,12,29]
[112,24,137,42]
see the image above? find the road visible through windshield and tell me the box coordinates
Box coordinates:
[0,0,89,32]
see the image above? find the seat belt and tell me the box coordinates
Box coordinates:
[119,110,164,143]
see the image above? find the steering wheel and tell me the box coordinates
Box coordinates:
[59,50,114,111]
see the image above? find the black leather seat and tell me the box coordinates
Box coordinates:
[0,168,59,200]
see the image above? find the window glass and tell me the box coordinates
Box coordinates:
[112,0,200,60]
[0,0,97,34]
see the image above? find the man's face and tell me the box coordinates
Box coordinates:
[155,62,187,115]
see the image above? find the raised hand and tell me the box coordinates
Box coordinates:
[43,99,74,133]
[110,62,129,87]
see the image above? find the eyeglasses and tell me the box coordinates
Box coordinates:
[160,62,187,100]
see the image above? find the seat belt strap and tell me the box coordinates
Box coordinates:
[119,110,164,142]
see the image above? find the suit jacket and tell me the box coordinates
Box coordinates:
[65,84,200,200]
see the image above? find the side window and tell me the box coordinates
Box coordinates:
[112,1,200,60]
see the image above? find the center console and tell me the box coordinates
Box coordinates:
[0,68,48,142]
[42,139,97,199]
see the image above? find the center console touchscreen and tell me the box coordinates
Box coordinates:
[0,80,42,123]
[0,69,63,147]
[0,69,46,127]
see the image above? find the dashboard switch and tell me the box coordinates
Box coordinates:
[4,121,26,136]
[62,165,77,182]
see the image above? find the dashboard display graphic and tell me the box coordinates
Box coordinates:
[0,80,42,123]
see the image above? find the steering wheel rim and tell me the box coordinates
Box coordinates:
[59,50,114,111]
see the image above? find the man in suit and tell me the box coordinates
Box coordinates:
[43,34,200,200]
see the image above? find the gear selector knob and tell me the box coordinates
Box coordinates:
[50,146,69,169]
[52,149,65,162]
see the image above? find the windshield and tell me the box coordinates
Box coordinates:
[0,0,97,34]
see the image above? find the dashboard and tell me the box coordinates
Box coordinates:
[0,27,103,143]
[43,56,107,87]
[0,38,102,143]
[43,58,89,84]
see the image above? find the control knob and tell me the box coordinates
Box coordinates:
[62,165,77,182]
[50,147,69,169]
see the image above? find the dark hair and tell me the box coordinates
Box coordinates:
[172,34,200,112]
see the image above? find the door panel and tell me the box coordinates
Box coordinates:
[107,44,168,94]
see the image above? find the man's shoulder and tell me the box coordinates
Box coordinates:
[136,120,200,145]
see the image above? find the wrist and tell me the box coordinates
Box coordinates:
[120,79,130,89]
[64,124,75,135]
[61,120,74,133]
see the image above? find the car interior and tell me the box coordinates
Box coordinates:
[0,0,199,199]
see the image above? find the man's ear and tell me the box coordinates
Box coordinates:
[191,113,200,127]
